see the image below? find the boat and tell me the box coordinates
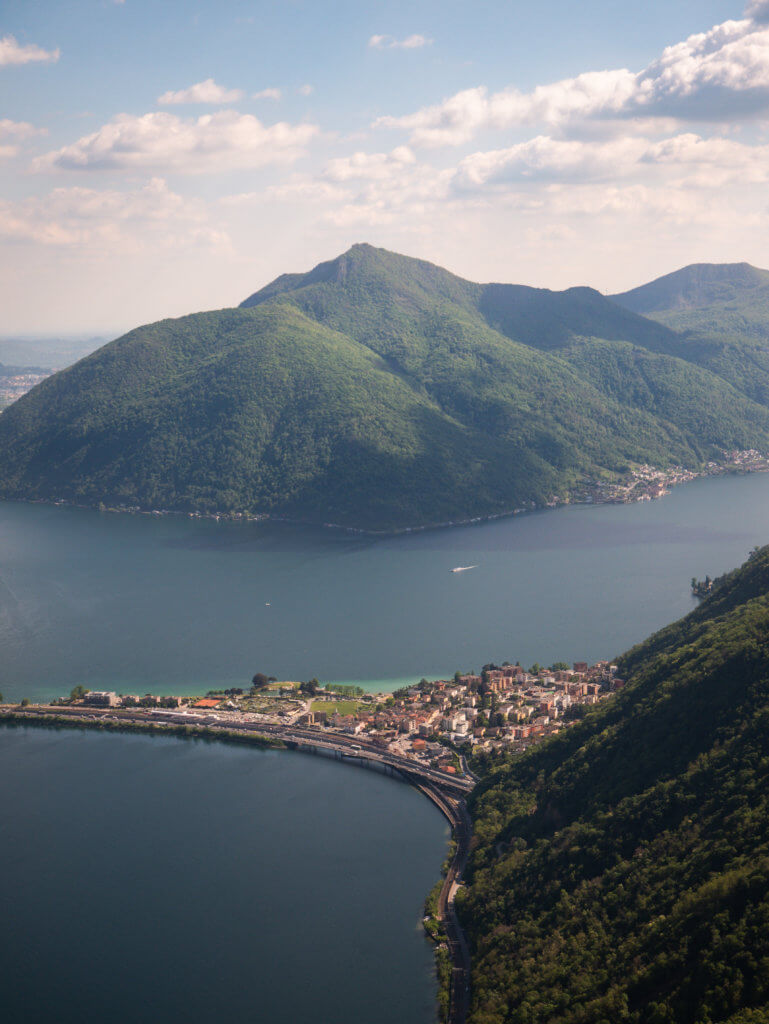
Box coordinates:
[450,565,478,573]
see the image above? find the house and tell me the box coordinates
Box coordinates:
[84,691,118,707]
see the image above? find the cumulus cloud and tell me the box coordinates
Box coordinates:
[746,1,769,23]
[0,34,59,66]
[376,16,769,145]
[253,88,281,100]
[297,84,314,96]
[158,78,243,105]
[368,34,432,50]
[0,178,228,251]
[266,147,451,227]
[324,146,416,181]
[453,132,769,190]
[32,111,319,174]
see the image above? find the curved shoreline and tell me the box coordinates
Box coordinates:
[5,459,766,536]
[1,704,474,1024]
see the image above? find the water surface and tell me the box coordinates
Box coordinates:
[2,473,769,701]
[0,725,447,1024]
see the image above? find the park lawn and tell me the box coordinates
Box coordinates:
[311,699,362,716]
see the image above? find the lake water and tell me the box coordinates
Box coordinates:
[2,473,769,702]
[0,725,448,1024]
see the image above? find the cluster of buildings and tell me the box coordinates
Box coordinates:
[0,368,51,408]
[72,660,624,764]
[300,661,624,757]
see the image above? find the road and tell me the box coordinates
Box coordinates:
[4,702,475,1022]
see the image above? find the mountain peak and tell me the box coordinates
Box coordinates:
[611,261,769,314]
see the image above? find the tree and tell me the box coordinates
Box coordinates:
[550,661,570,672]
[20,697,29,707]
[70,684,88,701]
[0,692,3,703]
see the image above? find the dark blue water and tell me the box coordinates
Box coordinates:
[1,472,769,702]
[0,725,447,1024]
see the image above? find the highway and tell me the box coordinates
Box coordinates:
[4,703,475,1023]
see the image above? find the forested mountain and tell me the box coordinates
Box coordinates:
[2,245,769,529]
[461,545,769,1024]
[610,262,769,407]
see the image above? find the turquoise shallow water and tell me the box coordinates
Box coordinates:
[0,725,448,1024]
[2,473,769,702]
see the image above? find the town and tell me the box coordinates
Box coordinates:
[59,658,625,775]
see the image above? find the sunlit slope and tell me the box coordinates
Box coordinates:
[462,545,769,1024]
[2,245,769,527]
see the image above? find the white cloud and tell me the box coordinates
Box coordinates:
[368,34,432,50]
[253,88,281,100]
[297,84,314,96]
[324,146,416,181]
[746,1,769,23]
[33,111,319,174]
[0,118,45,159]
[158,78,243,105]
[0,34,59,66]
[376,16,769,145]
[0,178,228,251]
[453,132,769,189]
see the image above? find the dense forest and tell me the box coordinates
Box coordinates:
[2,246,769,528]
[460,544,769,1024]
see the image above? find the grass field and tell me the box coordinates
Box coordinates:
[310,700,361,716]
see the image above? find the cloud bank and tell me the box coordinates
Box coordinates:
[376,16,769,145]
[33,111,319,174]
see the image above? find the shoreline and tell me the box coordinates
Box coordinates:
[3,455,769,537]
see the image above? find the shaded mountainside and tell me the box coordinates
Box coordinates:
[461,545,769,1024]
[3,245,769,528]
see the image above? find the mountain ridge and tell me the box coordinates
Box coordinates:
[2,245,769,529]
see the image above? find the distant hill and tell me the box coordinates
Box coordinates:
[462,543,769,1024]
[612,261,769,346]
[2,245,769,529]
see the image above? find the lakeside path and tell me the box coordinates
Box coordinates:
[1,704,475,1024]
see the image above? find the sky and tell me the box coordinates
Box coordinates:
[2,0,769,336]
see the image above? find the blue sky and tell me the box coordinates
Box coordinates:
[2,0,768,334]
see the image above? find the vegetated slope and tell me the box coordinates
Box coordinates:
[461,545,769,1024]
[3,245,769,529]
[611,263,769,405]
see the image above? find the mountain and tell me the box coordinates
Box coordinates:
[461,544,769,1024]
[2,245,769,529]
[611,262,769,407]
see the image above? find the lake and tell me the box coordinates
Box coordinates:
[2,472,769,702]
[0,724,448,1024]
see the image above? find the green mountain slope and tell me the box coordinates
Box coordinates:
[461,545,769,1024]
[2,245,769,528]
[611,262,769,406]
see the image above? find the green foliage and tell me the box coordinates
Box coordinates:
[327,683,365,698]
[4,245,769,529]
[461,544,769,1024]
